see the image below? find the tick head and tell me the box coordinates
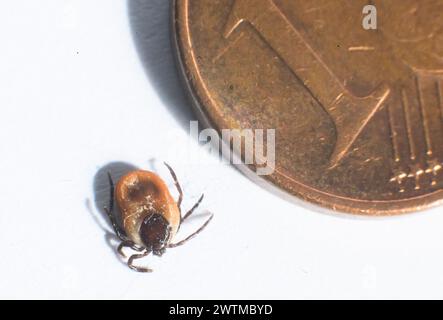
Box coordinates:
[139,213,171,256]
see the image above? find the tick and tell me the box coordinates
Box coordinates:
[104,163,213,272]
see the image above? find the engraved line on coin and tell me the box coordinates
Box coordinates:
[388,100,408,193]
[387,103,401,163]
[213,31,245,64]
[438,79,443,124]
[410,163,425,190]
[222,0,390,168]
[401,88,416,161]
[348,46,375,52]
[430,78,443,186]
[416,75,433,156]
[303,3,335,14]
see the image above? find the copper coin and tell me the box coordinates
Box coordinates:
[172,0,443,215]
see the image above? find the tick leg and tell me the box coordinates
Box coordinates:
[104,207,126,241]
[106,172,115,212]
[164,162,183,212]
[104,172,126,241]
[117,240,145,258]
[128,251,153,273]
[168,214,214,248]
[182,194,204,221]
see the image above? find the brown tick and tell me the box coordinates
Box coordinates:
[105,163,213,272]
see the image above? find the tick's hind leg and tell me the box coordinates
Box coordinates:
[105,172,127,241]
[164,162,184,212]
[128,251,153,273]
[117,240,145,258]
[183,194,204,221]
[168,214,214,248]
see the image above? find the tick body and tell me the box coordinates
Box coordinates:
[105,163,213,272]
